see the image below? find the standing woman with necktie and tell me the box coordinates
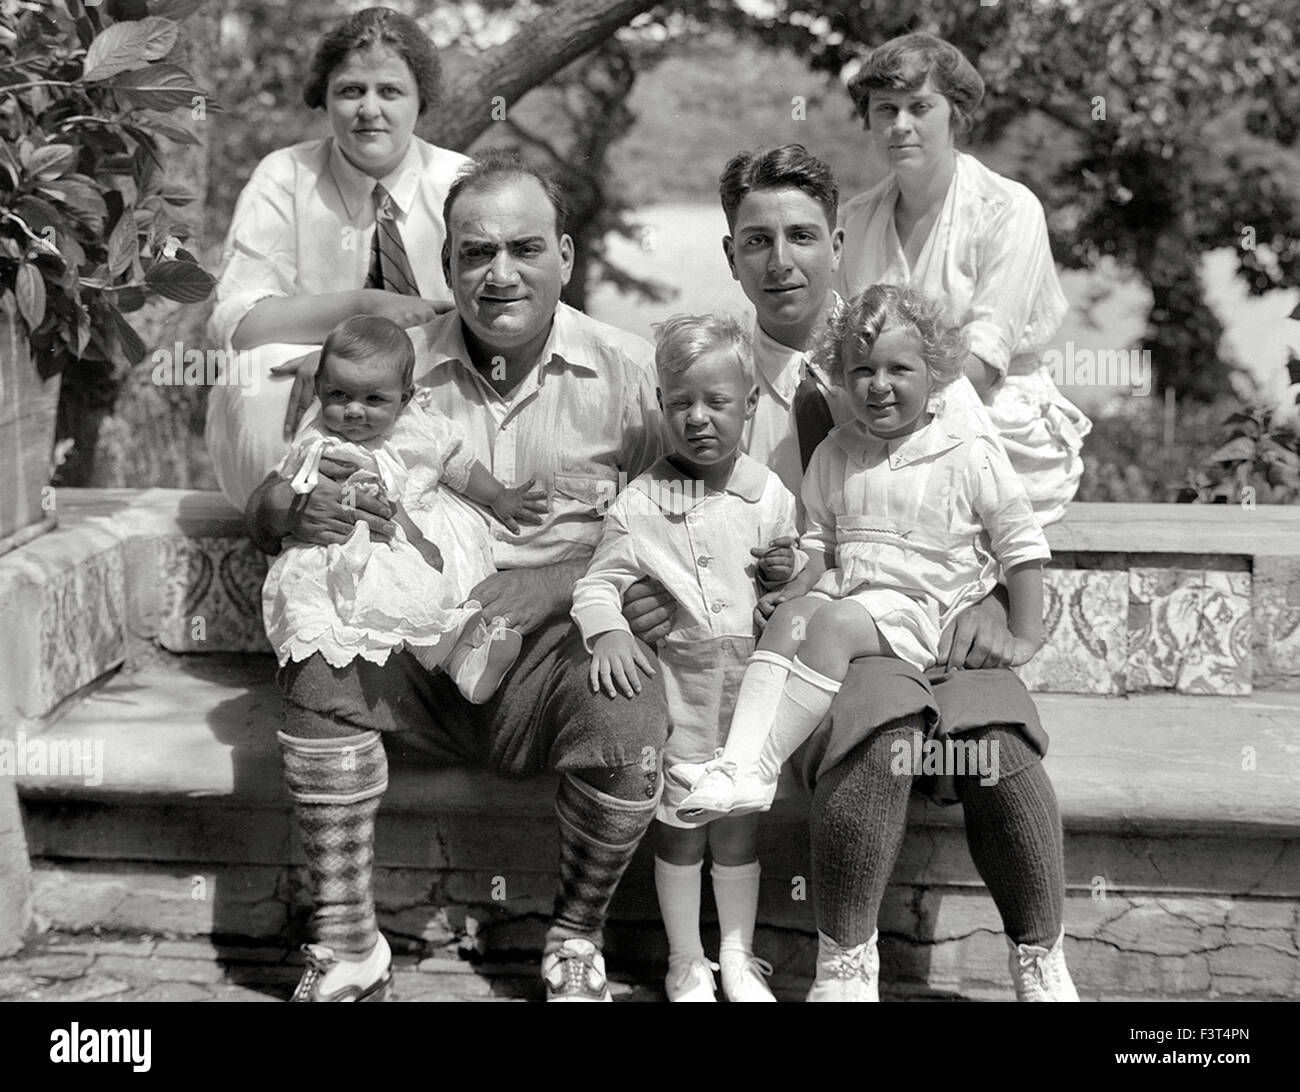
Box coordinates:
[836,33,1091,526]
[206,7,470,510]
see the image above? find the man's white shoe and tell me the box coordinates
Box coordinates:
[719,950,777,1002]
[290,933,393,1002]
[665,956,719,1002]
[806,930,879,1002]
[542,938,614,1002]
[1008,929,1079,1001]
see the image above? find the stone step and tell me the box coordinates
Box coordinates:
[13,656,1300,1000]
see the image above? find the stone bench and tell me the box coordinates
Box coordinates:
[3,490,1300,998]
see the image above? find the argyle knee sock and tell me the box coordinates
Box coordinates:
[718,651,794,767]
[655,857,706,963]
[755,657,840,781]
[548,768,659,952]
[712,860,761,956]
[809,722,917,945]
[278,729,388,959]
[955,729,1063,948]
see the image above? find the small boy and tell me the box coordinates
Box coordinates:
[571,313,804,1002]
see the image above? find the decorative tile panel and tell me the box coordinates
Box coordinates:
[1018,570,1128,694]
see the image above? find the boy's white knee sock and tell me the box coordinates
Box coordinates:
[756,657,841,781]
[720,651,794,767]
[655,857,705,963]
[712,860,761,956]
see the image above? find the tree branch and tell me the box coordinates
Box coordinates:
[423,0,661,149]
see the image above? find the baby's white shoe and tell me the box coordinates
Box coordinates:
[446,617,522,704]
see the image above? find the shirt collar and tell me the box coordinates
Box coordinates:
[751,322,806,405]
[830,416,965,469]
[630,451,768,513]
[328,137,424,221]
[411,302,600,385]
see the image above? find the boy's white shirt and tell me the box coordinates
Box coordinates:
[571,452,806,650]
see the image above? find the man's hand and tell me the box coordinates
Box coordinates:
[466,562,579,638]
[622,576,677,646]
[269,350,321,441]
[589,630,656,699]
[937,589,1014,671]
[753,535,798,587]
[291,455,396,546]
[489,477,549,534]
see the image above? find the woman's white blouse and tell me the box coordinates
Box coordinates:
[208,135,470,346]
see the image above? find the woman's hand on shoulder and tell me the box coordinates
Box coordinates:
[268,350,321,440]
[359,290,451,328]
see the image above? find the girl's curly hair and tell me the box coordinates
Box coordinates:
[812,285,967,389]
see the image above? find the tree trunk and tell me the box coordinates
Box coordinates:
[426,0,661,150]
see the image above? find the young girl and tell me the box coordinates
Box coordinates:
[571,314,803,1002]
[262,315,546,702]
[676,285,1050,821]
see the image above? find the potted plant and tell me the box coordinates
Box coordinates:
[0,0,216,553]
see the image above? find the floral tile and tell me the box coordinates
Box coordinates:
[39,546,125,713]
[157,536,270,653]
[1017,569,1127,694]
[1128,569,1251,695]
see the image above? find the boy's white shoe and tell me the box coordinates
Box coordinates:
[446,617,522,705]
[806,930,879,1002]
[719,950,777,1002]
[665,956,719,1002]
[675,763,777,825]
[1008,929,1079,1001]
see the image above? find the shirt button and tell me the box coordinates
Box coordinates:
[711,601,725,613]
[721,639,733,652]
[697,555,711,568]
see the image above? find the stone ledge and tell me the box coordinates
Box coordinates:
[15,658,1300,839]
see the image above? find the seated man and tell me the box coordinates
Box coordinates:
[247,150,667,1003]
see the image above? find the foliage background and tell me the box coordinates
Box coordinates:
[65,0,1300,503]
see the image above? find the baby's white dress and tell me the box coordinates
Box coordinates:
[261,402,495,669]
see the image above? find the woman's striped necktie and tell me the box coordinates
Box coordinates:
[365,183,420,296]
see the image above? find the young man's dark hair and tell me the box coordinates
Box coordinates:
[718,144,839,233]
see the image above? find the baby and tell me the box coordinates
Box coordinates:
[571,313,804,1003]
[262,314,546,702]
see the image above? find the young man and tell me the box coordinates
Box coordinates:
[718,144,848,498]
[711,145,1072,1003]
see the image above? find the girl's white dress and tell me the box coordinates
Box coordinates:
[261,402,495,669]
[836,151,1092,526]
